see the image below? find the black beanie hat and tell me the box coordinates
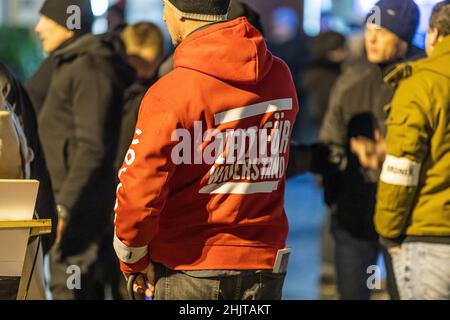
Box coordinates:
[165,0,231,22]
[310,31,346,60]
[40,0,94,35]
[366,0,420,44]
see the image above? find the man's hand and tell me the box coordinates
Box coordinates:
[55,204,69,245]
[388,246,401,255]
[124,262,156,298]
[55,218,66,245]
[351,130,386,170]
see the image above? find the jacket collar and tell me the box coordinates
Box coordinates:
[384,36,450,89]
[428,35,450,60]
[53,34,96,58]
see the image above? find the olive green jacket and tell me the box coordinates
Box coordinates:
[375,36,450,240]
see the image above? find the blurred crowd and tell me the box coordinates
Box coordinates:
[0,0,449,300]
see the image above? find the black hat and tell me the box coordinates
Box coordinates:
[366,0,420,44]
[165,0,231,22]
[40,0,94,36]
[310,31,346,60]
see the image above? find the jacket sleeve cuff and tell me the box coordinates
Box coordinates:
[113,233,150,273]
[119,256,151,274]
[379,236,404,249]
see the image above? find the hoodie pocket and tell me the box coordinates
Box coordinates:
[385,110,421,155]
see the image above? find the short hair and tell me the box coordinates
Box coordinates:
[430,0,450,36]
[121,22,164,60]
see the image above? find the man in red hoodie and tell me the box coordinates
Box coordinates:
[114,0,299,300]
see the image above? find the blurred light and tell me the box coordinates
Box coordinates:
[304,0,322,36]
[272,7,299,43]
[126,0,166,34]
[91,0,109,17]
[355,0,378,16]
[273,7,299,29]
[322,0,332,12]
[92,17,108,34]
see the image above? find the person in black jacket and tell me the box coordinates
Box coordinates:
[114,22,164,171]
[0,62,57,255]
[301,31,348,126]
[26,0,94,116]
[29,0,134,299]
[318,0,422,300]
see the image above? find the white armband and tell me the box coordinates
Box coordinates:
[380,155,421,187]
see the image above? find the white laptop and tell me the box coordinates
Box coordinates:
[0,180,40,277]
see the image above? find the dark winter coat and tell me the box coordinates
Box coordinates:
[319,61,398,240]
[35,34,134,256]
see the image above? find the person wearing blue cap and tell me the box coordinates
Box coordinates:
[318,0,421,300]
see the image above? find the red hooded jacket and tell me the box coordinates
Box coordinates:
[114,17,299,273]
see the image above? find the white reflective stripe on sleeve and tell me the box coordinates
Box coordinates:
[113,233,148,264]
[380,155,421,187]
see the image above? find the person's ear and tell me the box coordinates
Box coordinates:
[397,39,408,59]
[428,27,440,46]
[437,32,444,43]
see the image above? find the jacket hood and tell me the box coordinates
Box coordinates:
[384,36,450,90]
[53,34,124,61]
[420,35,450,79]
[174,17,273,85]
[424,36,450,78]
[52,33,135,84]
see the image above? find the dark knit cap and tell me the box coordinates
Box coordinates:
[165,0,231,22]
[366,0,420,44]
[40,0,94,35]
[310,31,346,60]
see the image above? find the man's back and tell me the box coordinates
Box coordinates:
[114,18,299,272]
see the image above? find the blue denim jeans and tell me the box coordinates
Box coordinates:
[392,242,450,300]
[331,216,380,300]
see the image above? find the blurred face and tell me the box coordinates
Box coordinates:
[126,47,160,80]
[425,27,440,56]
[127,54,157,80]
[107,11,125,33]
[35,15,75,53]
[365,24,408,64]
